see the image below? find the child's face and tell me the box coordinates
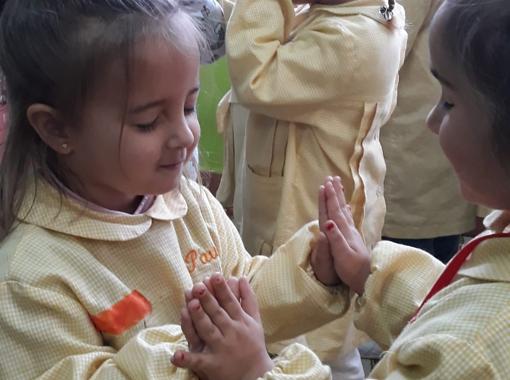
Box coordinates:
[63,35,200,211]
[427,5,510,210]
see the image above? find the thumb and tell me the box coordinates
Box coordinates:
[171,350,207,373]
[239,277,261,322]
[311,231,332,267]
[324,220,351,260]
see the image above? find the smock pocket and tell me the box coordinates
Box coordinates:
[242,166,284,256]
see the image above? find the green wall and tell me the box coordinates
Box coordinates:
[197,58,230,172]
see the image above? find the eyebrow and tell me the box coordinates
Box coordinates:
[430,69,454,89]
[129,86,200,114]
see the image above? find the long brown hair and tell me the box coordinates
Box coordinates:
[0,0,206,240]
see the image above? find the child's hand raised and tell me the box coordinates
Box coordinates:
[319,177,371,295]
[311,178,342,286]
[180,276,241,353]
[172,274,274,380]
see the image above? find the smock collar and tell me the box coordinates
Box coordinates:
[17,177,188,241]
[457,210,510,283]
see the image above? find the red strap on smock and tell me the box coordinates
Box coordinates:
[409,232,510,323]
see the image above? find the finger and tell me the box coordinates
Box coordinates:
[192,282,232,336]
[188,298,223,345]
[333,176,354,224]
[318,185,328,231]
[171,350,207,375]
[203,277,215,296]
[325,181,354,239]
[239,277,261,322]
[226,277,241,300]
[171,350,190,368]
[325,220,351,259]
[311,231,339,286]
[210,273,244,320]
[333,176,348,207]
[325,181,344,224]
[185,289,193,304]
[180,305,203,352]
[313,231,334,268]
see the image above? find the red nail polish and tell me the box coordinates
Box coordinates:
[326,221,335,231]
[198,288,206,297]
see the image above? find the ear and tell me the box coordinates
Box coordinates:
[26,103,73,155]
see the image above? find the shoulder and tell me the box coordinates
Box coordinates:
[398,279,510,368]
[178,178,225,216]
[0,222,96,288]
[387,333,499,379]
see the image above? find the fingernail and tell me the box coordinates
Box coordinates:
[198,288,206,297]
[326,221,335,231]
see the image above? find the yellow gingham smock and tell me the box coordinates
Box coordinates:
[356,210,510,379]
[0,178,343,379]
[218,0,407,361]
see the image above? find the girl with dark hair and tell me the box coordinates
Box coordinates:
[0,1,354,379]
[317,0,510,378]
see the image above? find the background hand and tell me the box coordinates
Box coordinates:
[311,177,341,286]
[322,177,371,295]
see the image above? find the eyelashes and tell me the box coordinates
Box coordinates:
[442,101,454,110]
[135,107,197,133]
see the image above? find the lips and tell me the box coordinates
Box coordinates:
[159,161,183,169]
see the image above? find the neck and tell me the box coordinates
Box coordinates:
[54,171,142,214]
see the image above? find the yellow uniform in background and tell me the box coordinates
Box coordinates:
[217,0,407,372]
[380,0,479,262]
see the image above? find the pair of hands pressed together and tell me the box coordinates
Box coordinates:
[172,274,274,380]
[173,177,371,380]
[311,176,371,295]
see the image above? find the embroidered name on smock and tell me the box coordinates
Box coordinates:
[185,247,219,273]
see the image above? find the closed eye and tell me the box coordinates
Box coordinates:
[442,101,454,110]
[135,117,158,132]
[184,106,196,116]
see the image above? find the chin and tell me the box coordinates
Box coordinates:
[460,184,482,205]
[147,176,182,195]
[461,183,510,211]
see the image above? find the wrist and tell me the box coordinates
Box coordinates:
[352,259,371,296]
[242,352,274,380]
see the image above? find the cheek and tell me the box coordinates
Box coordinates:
[437,121,462,166]
[118,133,159,166]
[189,120,201,151]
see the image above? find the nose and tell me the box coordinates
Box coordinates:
[167,115,195,149]
[426,103,441,135]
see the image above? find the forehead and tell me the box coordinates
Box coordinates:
[429,6,456,80]
[429,5,477,96]
[86,33,200,110]
[129,35,200,92]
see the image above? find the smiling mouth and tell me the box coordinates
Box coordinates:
[159,161,183,169]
